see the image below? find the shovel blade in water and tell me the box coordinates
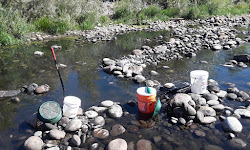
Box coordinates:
[153,98,161,118]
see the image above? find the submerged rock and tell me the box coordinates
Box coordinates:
[93,128,109,139]
[35,84,50,94]
[24,136,44,150]
[110,124,126,136]
[136,139,152,150]
[108,138,127,150]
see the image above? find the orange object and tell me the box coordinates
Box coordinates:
[137,87,156,113]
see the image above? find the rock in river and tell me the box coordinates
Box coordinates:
[94,116,105,126]
[65,119,82,132]
[101,100,114,107]
[70,135,81,147]
[93,128,109,139]
[108,138,127,150]
[136,139,152,150]
[223,117,242,133]
[24,136,44,150]
[85,110,98,118]
[34,84,50,94]
[108,104,123,118]
[134,75,146,83]
[49,129,66,140]
[110,124,126,136]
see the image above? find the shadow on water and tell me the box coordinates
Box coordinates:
[0,30,249,149]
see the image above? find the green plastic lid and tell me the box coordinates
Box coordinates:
[38,101,62,123]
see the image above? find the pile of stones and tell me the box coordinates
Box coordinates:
[22,83,50,95]
[165,79,250,138]
[24,100,152,150]
[223,54,250,68]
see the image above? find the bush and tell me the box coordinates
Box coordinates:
[99,15,111,25]
[34,17,70,34]
[0,29,17,46]
[78,13,98,30]
[0,5,34,46]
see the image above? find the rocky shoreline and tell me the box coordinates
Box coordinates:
[101,15,249,85]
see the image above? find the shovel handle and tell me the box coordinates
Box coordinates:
[51,47,57,60]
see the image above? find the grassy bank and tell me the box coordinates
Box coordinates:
[0,0,249,46]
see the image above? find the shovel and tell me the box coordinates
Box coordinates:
[51,47,65,98]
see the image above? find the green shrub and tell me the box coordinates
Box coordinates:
[34,17,69,34]
[0,30,17,46]
[99,15,111,24]
[143,5,162,18]
[78,13,98,30]
[0,5,34,46]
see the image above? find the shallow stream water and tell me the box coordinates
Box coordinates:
[0,31,249,150]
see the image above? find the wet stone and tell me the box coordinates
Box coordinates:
[108,138,127,150]
[178,117,186,125]
[229,138,247,149]
[101,100,114,107]
[89,106,107,113]
[153,136,162,143]
[93,116,105,126]
[203,93,218,101]
[211,104,225,111]
[223,117,243,133]
[70,135,81,147]
[216,90,227,98]
[234,109,250,118]
[85,110,98,118]
[65,119,82,132]
[194,130,206,137]
[207,100,219,106]
[136,139,152,150]
[161,142,173,150]
[204,144,223,150]
[45,123,58,130]
[34,131,42,138]
[127,125,139,133]
[110,124,126,136]
[35,84,50,94]
[207,85,220,93]
[49,129,66,140]
[58,117,70,127]
[93,128,109,139]
[227,93,238,100]
[107,105,123,118]
[24,136,44,150]
[128,142,135,150]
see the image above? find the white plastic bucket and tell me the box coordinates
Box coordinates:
[63,96,81,118]
[190,70,209,94]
